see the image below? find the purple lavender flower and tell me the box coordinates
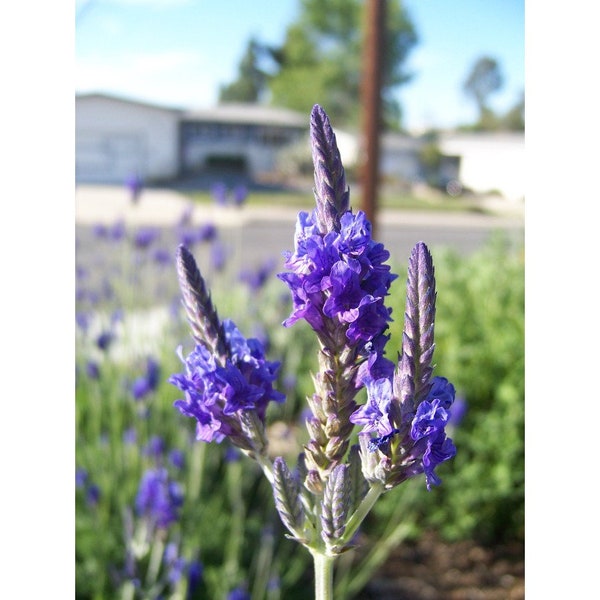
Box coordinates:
[448,395,467,428]
[111,308,125,325]
[145,357,161,389]
[239,258,276,292]
[134,227,161,249]
[87,483,101,506]
[135,468,183,529]
[177,203,194,227]
[76,312,90,332]
[85,360,101,380]
[349,239,457,490]
[131,358,161,400]
[126,173,143,204]
[144,436,166,459]
[76,467,88,488]
[224,446,242,462]
[131,377,152,401]
[186,560,204,598]
[96,330,114,351]
[227,588,250,600]
[355,377,456,490]
[211,182,228,206]
[169,449,186,470]
[349,378,395,437]
[152,247,172,266]
[170,319,284,444]
[210,240,227,271]
[92,223,108,239]
[178,224,217,247]
[163,543,187,585]
[198,223,217,242]
[123,427,137,445]
[232,184,248,207]
[108,219,126,241]
[278,207,395,349]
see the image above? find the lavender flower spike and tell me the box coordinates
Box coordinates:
[320,464,350,553]
[170,245,285,460]
[279,105,396,491]
[175,244,229,363]
[351,242,456,490]
[394,241,437,420]
[310,104,350,234]
[272,457,306,540]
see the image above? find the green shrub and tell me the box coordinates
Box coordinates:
[369,233,525,545]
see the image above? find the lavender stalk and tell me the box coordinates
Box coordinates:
[170,245,285,467]
[278,104,397,491]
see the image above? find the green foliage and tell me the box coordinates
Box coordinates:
[417,141,443,186]
[463,55,504,117]
[219,38,269,104]
[371,234,524,545]
[266,0,418,129]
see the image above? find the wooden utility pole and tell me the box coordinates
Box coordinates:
[360,0,385,238]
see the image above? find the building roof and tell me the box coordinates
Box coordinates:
[76,92,184,113]
[182,103,308,128]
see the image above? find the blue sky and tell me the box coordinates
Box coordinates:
[75,0,524,132]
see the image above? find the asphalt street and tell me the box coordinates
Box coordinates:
[75,184,524,267]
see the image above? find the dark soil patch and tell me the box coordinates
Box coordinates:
[359,531,524,599]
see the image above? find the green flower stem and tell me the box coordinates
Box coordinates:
[188,442,206,504]
[339,482,385,547]
[145,533,165,587]
[311,551,336,600]
[252,452,275,485]
[223,460,246,589]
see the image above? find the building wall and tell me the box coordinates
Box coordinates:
[180,120,304,178]
[439,132,525,201]
[75,95,181,184]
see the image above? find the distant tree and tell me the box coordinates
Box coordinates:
[463,56,504,125]
[219,38,269,103]
[265,0,418,130]
[501,91,525,131]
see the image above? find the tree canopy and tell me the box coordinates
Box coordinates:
[463,56,504,118]
[218,38,268,103]
[218,0,418,131]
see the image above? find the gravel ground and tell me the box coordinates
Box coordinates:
[359,531,524,600]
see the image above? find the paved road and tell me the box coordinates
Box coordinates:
[75,185,524,268]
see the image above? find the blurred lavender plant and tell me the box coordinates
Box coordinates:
[120,466,196,599]
[126,173,143,204]
[168,105,457,599]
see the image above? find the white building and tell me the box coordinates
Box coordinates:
[75,94,306,184]
[180,103,306,178]
[438,132,525,202]
[76,93,182,184]
[75,93,524,202]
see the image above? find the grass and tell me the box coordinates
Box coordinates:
[178,183,495,215]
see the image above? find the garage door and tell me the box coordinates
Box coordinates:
[76,132,147,184]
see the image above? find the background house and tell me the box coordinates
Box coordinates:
[75,93,182,184]
[75,94,307,185]
[180,104,306,179]
[438,132,525,202]
[75,93,523,202]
